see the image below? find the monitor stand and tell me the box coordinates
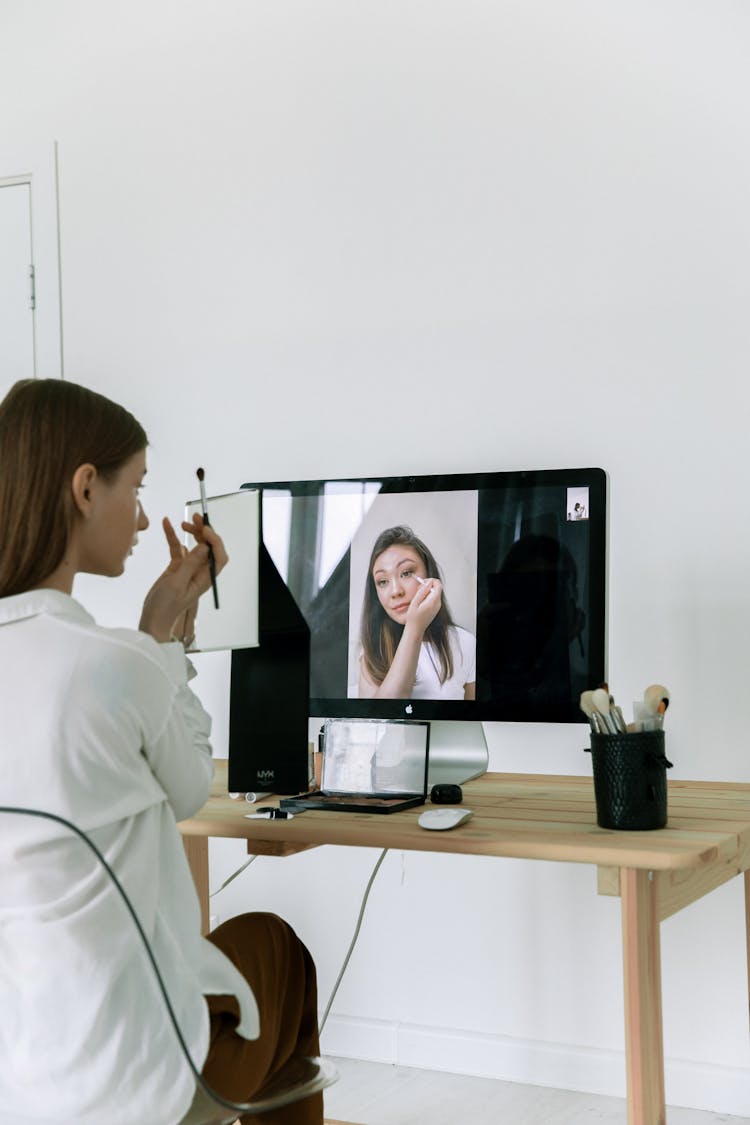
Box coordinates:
[426,721,489,787]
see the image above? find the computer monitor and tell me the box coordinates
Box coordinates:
[228,467,607,789]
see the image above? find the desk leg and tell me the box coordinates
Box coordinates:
[183,835,210,935]
[745,869,750,1031]
[620,868,665,1125]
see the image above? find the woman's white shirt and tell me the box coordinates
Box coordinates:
[412,626,476,700]
[0,589,259,1125]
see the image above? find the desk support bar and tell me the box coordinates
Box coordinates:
[745,869,750,1033]
[621,869,665,1125]
[184,836,210,936]
[182,835,321,938]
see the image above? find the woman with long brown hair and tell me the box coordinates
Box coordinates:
[0,379,322,1125]
[358,525,476,701]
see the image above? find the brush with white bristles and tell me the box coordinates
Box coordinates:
[580,690,605,733]
[591,687,619,734]
[643,684,670,717]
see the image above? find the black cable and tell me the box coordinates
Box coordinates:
[0,805,277,1117]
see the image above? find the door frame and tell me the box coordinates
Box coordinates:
[0,141,63,379]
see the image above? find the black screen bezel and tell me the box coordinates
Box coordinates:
[241,466,607,725]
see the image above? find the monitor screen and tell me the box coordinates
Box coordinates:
[240,467,606,725]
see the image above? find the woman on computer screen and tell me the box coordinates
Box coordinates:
[358,524,476,701]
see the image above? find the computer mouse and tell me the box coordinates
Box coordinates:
[418,807,473,831]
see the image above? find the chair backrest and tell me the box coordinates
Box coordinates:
[1,806,337,1123]
[179,1082,239,1125]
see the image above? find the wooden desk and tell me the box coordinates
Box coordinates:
[180,762,750,1125]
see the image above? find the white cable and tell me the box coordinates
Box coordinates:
[320,848,388,1033]
[210,843,390,1034]
[210,854,258,898]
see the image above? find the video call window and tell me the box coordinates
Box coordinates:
[251,468,604,722]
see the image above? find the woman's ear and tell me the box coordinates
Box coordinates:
[71,463,98,517]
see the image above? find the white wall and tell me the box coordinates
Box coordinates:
[2,0,749,1113]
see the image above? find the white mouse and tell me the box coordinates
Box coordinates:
[418,807,473,831]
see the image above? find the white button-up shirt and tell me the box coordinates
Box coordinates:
[0,589,259,1124]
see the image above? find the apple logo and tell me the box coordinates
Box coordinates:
[405,704,413,714]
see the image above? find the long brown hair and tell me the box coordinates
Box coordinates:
[360,525,456,687]
[0,379,148,597]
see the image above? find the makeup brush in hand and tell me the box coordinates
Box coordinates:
[196,468,219,609]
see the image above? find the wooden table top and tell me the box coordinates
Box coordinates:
[179,760,750,873]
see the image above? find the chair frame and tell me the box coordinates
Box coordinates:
[1,806,336,1123]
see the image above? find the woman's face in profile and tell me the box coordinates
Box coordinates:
[78,450,149,577]
[371,544,426,624]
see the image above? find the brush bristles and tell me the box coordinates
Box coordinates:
[579,690,597,718]
[591,688,612,715]
[643,684,670,714]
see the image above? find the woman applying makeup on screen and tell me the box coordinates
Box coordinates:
[358,525,476,701]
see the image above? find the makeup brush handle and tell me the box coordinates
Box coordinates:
[200,512,219,609]
[207,548,219,609]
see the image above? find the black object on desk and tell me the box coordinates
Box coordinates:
[281,791,425,815]
[228,544,310,795]
[430,782,463,804]
[586,730,673,830]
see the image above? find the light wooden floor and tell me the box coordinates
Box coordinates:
[322,1059,750,1125]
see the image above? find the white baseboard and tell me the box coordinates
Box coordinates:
[320,1015,750,1118]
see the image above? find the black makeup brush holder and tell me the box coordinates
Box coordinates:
[585,731,673,830]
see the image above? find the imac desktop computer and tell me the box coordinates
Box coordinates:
[227,467,607,793]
